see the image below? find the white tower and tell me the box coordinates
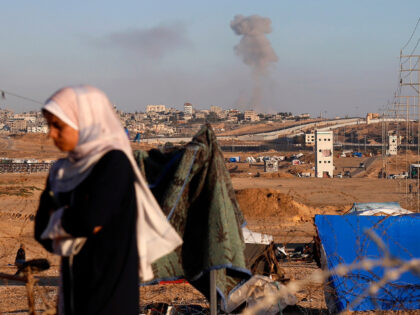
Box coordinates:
[315,130,334,178]
[184,103,193,116]
[387,135,397,156]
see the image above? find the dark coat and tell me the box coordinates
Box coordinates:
[35,150,139,315]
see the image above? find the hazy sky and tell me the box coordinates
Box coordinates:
[1,1,419,117]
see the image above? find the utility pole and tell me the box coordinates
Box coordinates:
[364,135,367,153]
[399,53,420,211]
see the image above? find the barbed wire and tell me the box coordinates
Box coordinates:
[243,230,420,315]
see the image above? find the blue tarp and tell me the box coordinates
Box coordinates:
[315,214,420,312]
[134,133,141,143]
[229,157,240,162]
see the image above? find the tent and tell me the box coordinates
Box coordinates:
[315,214,420,312]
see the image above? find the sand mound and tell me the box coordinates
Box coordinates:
[259,172,295,179]
[236,188,316,222]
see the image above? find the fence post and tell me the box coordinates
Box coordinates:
[210,269,217,315]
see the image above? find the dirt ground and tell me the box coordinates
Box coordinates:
[0,134,418,314]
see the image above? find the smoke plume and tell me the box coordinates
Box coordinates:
[101,23,190,59]
[230,15,278,108]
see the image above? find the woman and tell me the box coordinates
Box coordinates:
[35,86,182,315]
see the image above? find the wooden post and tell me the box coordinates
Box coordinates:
[25,269,36,315]
[210,270,217,315]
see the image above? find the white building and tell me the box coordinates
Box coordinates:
[146,105,166,113]
[315,130,334,178]
[194,111,206,119]
[305,133,315,146]
[14,114,36,123]
[184,103,193,116]
[27,125,48,133]
[387,135,397,156]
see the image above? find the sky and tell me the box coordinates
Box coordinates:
[0,1,420,117]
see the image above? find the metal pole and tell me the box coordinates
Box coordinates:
[364,136,367,153]
[210,270,217,315]
[418,57,420,212]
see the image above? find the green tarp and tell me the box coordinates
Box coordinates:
[135,124,251,306]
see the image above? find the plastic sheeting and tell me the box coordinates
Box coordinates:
[220,275,297,314]
[348,202,412,216]
[315,214,420,312]
[242,227,273,245]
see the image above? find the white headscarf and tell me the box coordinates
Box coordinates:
[43,85,182,281]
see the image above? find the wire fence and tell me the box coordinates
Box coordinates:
[1,234,418,314]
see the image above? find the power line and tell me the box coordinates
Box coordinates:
[0,89,43,105]
[401,17,420,52]
[401,36,420,66]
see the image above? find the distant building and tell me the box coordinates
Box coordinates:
[298,113,310,119]
[14,114,36,123]
[305,133,315,146]
[146,105,166,113]
[27,125,48,133]
[210,105,222,114]
[195,111,206,119]
[226,115,238,122]
[184,103,193,116]
[244,110,260,122]
[274,114,284,121]
[366,113,380,124]
[0,109,13,121]
[8,118,27,133]
[315,130,334,178]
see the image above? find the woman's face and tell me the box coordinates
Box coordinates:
[44,111,79,152]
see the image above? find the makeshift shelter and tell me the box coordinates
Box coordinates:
[348,202,413,216]
[315,214,420,313]
[241,227,279,276]
[220,275,296,314]
[134,125,251,309]
[242,227,273,245]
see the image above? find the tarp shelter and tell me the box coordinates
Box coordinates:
[315,214,420,313]
[348,202,413,216]
[242,227,274,271]
[135,125,251,309]
[242,227,273,245]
